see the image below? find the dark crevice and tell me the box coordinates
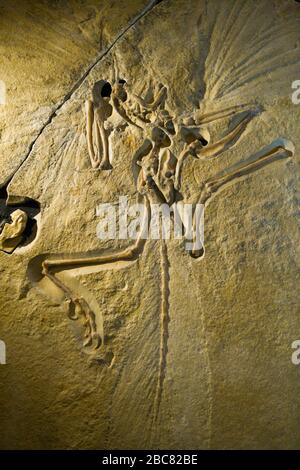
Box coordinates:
[100,81,112,98]
[92,80,112,101]
[4,0,164,188]
[199,136,208,146]
[1,0,164,252]
[190,245,205,259]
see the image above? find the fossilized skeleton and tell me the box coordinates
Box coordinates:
[27,76,294,422]
[30,77,294,349]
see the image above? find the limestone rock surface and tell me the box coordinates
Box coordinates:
[0,0,300,449]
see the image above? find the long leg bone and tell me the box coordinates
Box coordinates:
[85,100,100,168]
[97,117,111,170]
[94,118,103,160]
[189,139,294,258]
[195,103,260,125]
[196,111,255,159]
[85,81,113,169]
[38,198,151,350]
[45,269,101,349]
[200,140,294,203]
[175,112,254,190]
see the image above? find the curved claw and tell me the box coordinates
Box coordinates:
[83,333,102,350]
[67,301,79,321]
[83,335,93,348]
[92,333,102,350]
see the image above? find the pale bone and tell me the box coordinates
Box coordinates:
[111,81,145,130]
[196,111,254,158]
[85,80,113,170]
[40,79,171,351]
[174,126,210,190]
[131,83,167,112]
[0,209,28,253]
[195,103,259,125]
[156,148,177,205]
[175,111,254,190]
[190,139,294,258]
[38,198,150,350]
[126,82,167,128]
[111,81,168,130]
[31,75,294,353]
[136,126,172,203]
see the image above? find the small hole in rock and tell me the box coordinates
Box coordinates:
[101,81,112,98]
[190,245,205,259]
[199,136,208,146]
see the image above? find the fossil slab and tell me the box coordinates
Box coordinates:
[0,0,300,450]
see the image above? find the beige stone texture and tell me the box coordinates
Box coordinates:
[0,0,300,449]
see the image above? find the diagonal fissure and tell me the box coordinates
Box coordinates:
[5,0,164,189]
